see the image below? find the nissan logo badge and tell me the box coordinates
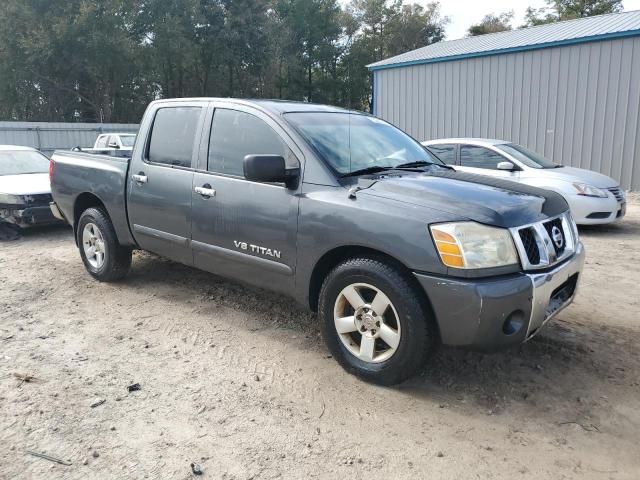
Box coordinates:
[551,225,564,249]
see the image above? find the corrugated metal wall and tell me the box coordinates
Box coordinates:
[0,122,139,157]
[373,36,640,190]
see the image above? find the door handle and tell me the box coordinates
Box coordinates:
[132,174,148,184]
[195,185,216,198]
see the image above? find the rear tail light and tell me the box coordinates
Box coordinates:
[49,160,55,183]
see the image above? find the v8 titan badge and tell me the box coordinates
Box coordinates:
[234,241,282,259]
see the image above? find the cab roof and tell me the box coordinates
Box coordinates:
[150,98,360,116]
[422,138,511,147]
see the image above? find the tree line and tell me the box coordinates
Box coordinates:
[0,0,623,124]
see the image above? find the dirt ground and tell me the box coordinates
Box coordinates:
[1,198,639,480]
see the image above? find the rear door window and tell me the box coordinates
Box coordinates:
[208,108,288,177]
[460,145,506,169]
[147,107,202,168]
[426,144,456,165]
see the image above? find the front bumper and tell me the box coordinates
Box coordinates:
[414,242,585,351]
[1,204,64,227]
[568,193,626,225]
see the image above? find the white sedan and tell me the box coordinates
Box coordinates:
[423,138,625,225]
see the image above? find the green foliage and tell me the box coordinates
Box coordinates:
[344,0,447,109]
[523,0,622,27]
[467,12,514,36]
[0,0,150,122]
[0,0,448,121]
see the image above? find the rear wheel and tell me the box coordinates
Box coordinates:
[318,257,436,385]
[77,207,131,282]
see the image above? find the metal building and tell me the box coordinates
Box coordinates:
[0,121,139,157]
[368,10,640,191]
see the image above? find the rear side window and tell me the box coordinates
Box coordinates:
[120,135,136,147]
[427,144,456,165]
[208,109,288,177]
[460,145,505,170]
[148,107,202,168]
[95,135,108,148]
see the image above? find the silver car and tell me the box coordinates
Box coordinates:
[423,138,625,225]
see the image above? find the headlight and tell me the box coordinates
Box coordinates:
[430,222,518,269]
[0,193,23,205]
[572,183,608,198]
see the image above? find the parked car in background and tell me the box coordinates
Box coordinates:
[74,133,137,158]
[94,133,136,151]
[49,99,584,385]
[0,145,63,229]
[423,138,626,225]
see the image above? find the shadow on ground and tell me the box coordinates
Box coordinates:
[578,216,640,237]
[11,223,639,423]
[115,251,640,423]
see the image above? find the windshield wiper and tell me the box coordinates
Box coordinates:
[395,160,455,171]
[341,166,397,178]
[342,161,455,178]
[393,161,433,168]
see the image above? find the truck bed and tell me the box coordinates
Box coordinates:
[74,147,132,158]
[49,150,135,246]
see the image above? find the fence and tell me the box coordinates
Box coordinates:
[0,121,139,157]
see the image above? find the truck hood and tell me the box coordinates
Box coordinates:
[526,166,618,188]
[360,170,568,228]
[0,173,51,195]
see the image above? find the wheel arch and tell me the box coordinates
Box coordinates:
[73,193,108,245]
[307,246,438,334]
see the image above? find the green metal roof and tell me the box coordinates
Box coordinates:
[368,10,640,71]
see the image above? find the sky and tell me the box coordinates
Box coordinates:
[440,0,640,40]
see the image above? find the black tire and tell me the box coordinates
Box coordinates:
[318,257,436,386]
[76,207,131,282]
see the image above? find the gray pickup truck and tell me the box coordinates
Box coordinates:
[49,98,585,385]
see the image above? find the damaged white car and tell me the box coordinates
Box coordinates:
[0,145,63,236]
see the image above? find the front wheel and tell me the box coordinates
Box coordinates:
[77,207,131,282]
[318,257,436,385]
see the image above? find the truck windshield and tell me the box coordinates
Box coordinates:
[0,151,50,176]
[120,135,136,147]
[284,112,442,176]
[495,143,560,169]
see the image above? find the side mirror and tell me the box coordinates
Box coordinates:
[108,142,120,149]
[243,154,299,188]
[497,161,515,171]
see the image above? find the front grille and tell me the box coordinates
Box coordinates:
[512,213,576,271]
[24,193,54,207]
[518,228,540,265]
[608,187,624,203]
[543,218,566,256]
